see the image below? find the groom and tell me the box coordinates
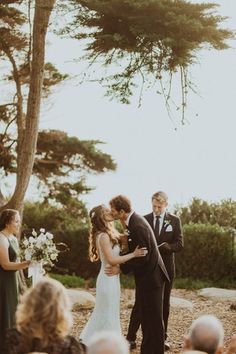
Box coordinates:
[126,191,184,351]
[108,195,169,354]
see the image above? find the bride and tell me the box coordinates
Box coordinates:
[79,205,147,346]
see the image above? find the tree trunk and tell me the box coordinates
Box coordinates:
[0,0,56,217]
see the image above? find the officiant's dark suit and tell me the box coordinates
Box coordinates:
[126,192,183,348]
[145,211,183,336]
[117,209,170,354]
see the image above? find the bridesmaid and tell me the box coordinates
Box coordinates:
[0,209,30,351]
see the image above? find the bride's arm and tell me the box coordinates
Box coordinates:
[99,233,147,266]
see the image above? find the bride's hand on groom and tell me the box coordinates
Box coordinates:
[104,264,120,276]
[133,246,148,258]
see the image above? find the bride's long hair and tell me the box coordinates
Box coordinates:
[88,205,119,262]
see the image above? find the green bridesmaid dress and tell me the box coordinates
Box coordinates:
[0,235,19,350]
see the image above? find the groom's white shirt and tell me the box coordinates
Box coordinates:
[125,210,135,227]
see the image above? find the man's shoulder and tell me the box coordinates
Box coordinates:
[130,212,150,228]
[166,212,180,222]
[144,212,153,220]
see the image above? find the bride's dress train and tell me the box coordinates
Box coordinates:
[79,235,121,345]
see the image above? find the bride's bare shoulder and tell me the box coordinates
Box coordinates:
[97,232,110,243]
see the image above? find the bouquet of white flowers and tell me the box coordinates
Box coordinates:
[20,228,63,285]
[20,228,59,266]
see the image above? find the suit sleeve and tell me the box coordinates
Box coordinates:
[163,216,183,253]
[120,225,151,274]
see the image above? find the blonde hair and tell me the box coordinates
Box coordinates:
[152,191,168,203]
[89,205,119,262]
[16,278,72,348]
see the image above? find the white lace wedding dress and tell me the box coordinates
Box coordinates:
[79,235,121,345]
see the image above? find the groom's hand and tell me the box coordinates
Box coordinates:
[104,264,120,276]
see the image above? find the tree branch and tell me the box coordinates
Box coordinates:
[0,41,25,159]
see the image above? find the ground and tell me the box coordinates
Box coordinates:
[72,288,236,353]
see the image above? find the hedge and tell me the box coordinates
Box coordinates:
[176,223,236,281]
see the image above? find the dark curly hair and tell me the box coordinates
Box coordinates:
[0,209,19,231]
[109,195,132,213]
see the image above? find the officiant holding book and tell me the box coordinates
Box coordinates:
[127,191,184,351]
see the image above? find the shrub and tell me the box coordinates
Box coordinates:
[176,223,236,281]
[49,273,85,288]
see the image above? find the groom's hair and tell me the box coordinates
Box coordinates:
[109,195,132,213]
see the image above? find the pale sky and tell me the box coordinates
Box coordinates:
[29,0,236,215]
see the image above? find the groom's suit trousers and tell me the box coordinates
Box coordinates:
[136,282,165,354]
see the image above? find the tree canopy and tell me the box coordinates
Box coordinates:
[0,0,116,216]
[176,198,236,229]
[0,0,234,216]
[61,0,234,120]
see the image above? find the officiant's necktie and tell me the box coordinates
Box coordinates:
[154,215,160,237]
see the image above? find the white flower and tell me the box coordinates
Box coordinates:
[32,229,37,237]
[46,232,53,240]
[20,228,62,274]
[50,253,57,260]
[37,233,47,243]
[35,241,42,249]
[25,249,32,260]
[23,239,29,247]
[29,236,36,244]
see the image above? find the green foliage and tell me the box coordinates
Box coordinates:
[35,130,116,179]
[174,277,214,290]
[22,202,236,288]
[1,128,116,207]
[176,198,236,229]
[120,274,135,289]
[0,2,116,212]
[176,223,236,281]
[60,0,234,118]
[174,277,236,290]
[22,201,86,234]
[49,273,86,288]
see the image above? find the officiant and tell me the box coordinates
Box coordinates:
[126,191,184,351]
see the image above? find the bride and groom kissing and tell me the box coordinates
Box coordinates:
[79,193,183,354]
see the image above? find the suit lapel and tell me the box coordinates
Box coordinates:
[159,212,170,237]
[148,213,154,231]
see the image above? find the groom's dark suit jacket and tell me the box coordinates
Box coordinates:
[120,212,169,289]
[144,212,183,281]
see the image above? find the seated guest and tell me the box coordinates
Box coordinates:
[4,278,84,354]
[87,331,129,354]
[224,335,236,354]
[184,315,224,354]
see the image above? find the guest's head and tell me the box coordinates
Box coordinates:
[89,205,118,262]
[152,191,168,216]
[87,331,129,354]
[16,278,73,348]
[0,209,20,234]
[109,195,132,221]
[184,315,224,354]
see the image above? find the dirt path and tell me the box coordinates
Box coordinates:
[72,288,236,353]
